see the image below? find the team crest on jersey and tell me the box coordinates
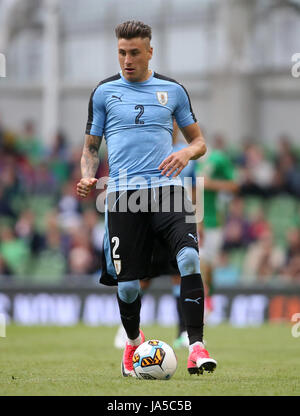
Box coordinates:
[156,91,168,106]
[114,260,121,275]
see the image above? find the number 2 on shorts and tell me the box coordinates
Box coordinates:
[111,236,120,259]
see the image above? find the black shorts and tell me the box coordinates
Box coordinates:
[100,185,198,286]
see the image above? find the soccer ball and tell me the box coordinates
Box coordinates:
[133,340,177,380]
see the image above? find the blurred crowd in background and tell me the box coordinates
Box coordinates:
[0,116,108,284]
[0,115,300,286]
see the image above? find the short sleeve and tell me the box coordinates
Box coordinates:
[196,152,236,181]
[173,84,197,128]
[85,86,106,136]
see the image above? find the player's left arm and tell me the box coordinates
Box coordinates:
[159,122,206,178]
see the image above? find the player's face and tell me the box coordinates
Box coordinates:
[118,37,153,82]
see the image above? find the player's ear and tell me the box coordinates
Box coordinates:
[143,38,153,60]
[148,46,153,61]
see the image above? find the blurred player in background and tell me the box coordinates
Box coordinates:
[196,134,239,311]
[170,121,197,349]
[77,20,217,377]
[157,131,239,349]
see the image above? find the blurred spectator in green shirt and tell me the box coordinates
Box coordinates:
[16,120,45,165]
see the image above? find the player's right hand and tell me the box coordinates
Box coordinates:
[76,178,98,198]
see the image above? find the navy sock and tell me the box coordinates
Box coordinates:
[117,293,141,340]
[175,296,186,337]
[180,273,204,344]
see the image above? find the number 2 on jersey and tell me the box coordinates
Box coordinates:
[135,105,144,124]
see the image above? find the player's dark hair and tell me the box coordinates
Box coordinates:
[115,20,152,41]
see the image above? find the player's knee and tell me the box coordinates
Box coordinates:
[118,280,140,303]
[176,247,200,277]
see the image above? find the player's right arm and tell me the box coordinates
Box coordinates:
[77,84,106,198]
[76,134,102,198]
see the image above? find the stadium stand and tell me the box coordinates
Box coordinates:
[0,115,299,286]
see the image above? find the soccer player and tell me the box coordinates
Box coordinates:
[77,20,217,377]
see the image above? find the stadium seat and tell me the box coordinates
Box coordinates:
[243,196,265,217]
[266,196,298,245]
[228,248,246,272]
[31,250,67,284]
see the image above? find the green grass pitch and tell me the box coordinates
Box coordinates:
[0,323,299,396]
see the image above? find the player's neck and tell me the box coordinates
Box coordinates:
[142,69,152,82]
[122,69,152,83]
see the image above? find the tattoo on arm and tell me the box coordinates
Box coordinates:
[81,134,102,178]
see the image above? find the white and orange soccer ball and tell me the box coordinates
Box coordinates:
[133,340,177,380]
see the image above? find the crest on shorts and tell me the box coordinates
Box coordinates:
[156,91,168,106]
[114,260,121,275]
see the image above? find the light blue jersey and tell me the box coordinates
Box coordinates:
[86,71,197,192]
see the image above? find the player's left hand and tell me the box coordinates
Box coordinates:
[159,148,192,178]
